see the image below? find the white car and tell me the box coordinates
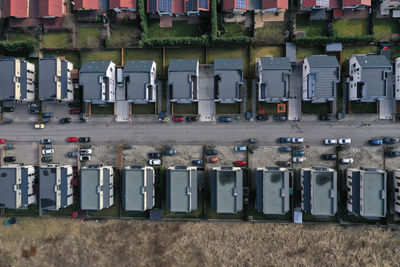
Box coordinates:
[293,157,306,163]
[341,158,354,164]
[338,138,351,145]
[149,159,161,166]
[324,139,337,145]
[80,148,93,155]
[42,149,54,155]
[292,138,304,143]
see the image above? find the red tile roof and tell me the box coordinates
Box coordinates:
[74,0,99,10]
[343,0,371,7]
[39,0,64,17]
[262,0,288,9]
[172,0,184,13]
[301,0,339,8]
[110,0,136,8]
[3,0,28,18]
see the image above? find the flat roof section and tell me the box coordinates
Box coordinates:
[80,169,100,210]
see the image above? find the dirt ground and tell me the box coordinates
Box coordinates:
[338,146,384,170]
[0,218,399,266]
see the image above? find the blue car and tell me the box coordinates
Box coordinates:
[369,139,383,145]
[279,147,292,152]
[218,116,232,122]
[41,113,53,118]
[293,151,305,156]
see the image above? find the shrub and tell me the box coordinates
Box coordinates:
[0,40,38,55]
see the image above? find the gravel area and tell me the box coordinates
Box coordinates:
[338,145,384,170]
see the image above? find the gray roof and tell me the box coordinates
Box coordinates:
[214,58,243,101]
[259,57,291,100]
[39,166,72,210]
[122,167,154,212]
[0,167,30,209]
[362,171,386,217]
[260,57,291,70]
[214,58,243,71]
[285,42,296,62]
[248,0,262,10]
[80,61,112,73]
[81,167,113,211]
[210,167,243,214]
[306,55,339,68]
[256,168,290,215]
[166,167,197,213]
[326,43,342,52]
[169,59,198,72]
[39,57,72,100]
[168,59,198,100]
[0,58,29,100]
[355,55,391,68]
[124,60,154,101]
[124,60,154,72]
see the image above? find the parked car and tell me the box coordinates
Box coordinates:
[41,113,53,118]
[205,150,218,156]
[321,154,337,160]
[386,151,400,158]
[369,139,383,145]
[42,149,54,155]
[292,138,304,143]
[163,149,177,156]
[341,158,354,164]
[41,156,52,162]
[234,146,247,152]
[279,147,292,152]
[148,153,162,159]
[318,114,332,121]
[256,115,269,121]
[82,144,92,149]
[60,118,71,124]
[293,157,306,163]
[41,138,52,144]
[273,115,287,121]
[324,139,337,145]
[218,116,232,122]
[34,123,45,129]
[42,118,51,124]
[192,160,203,166]
[206,156,218,163]
[293,151,305,156]
[28,103,39,108]
[6,144,14,149]
[293,145,305,150]
[3,107,14,112]
[80,155,91,162]
[277,137,291,143]
[80,149,93,155]
[0,138,6,144]
[66,152,79,158]
[4,119,13,124]
[172,115,184,122]
[276,161,292,167]
[234,160,246,167]
[69,109,80,114]
[29,108,39,114]
[78,137,91,143]
[4,156,16,162]
[68,102,80,109]
[149,159,161,166]
[383,137,399,144]
[186,116,197,122]
[338,138,351,145]
[66,137,78,142]
[43,144,53,149]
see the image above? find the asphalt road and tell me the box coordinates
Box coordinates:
[0,120,398,146]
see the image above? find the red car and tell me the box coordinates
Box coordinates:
[172,115,184,122]
[66,137,78,142]
[0,138,5,144]
[68,109,80,114]
[234,160,246,167]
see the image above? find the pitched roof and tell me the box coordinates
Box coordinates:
[124,60,154,72]
[39,0,64,17]
[306,55,339,68]
[223,0,248,10]
[354,55,391,68]
[166,167,198,213]
[343,0,371,7]
[110,0,136,9]
[302,0,339,8]
[169,59,198,72]
[80,61,112,73]
[74,0,99,10]
[3,0,28,18]
[214,58,243,71]
[260,57,291,70]
[262,0,288,9]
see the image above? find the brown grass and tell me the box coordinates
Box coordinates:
[0,218,399,266]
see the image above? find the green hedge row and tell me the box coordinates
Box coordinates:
[138,0,148,39]
[294,35,376,46]
[140,35,210,47]
[0,40,38,55]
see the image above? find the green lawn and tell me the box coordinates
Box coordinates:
[390,45,400,60]
[296,46,323,60]
[208,47,249,76]
[373,19,400,42]
[250,46,284,77]
[302,102,331,114]
[124,48,163,78]
[221,23,251,38]
[148,20,200,38]
[215,103,241,114]
[341,45,377,63]
[89,188,121,217]
[43,50,80,68]
[81,49,121,65]
[349,102,377,113]
[172,103,198,114]
[91,103,115,115]
[253,22,286,45]
[258,102,278,114]
[166,48,206,65]
[109,23,141,47]
[42,31,71,49]
[333,19,369,37]
[76,26,102,48]
[296,14,328,37]
[132,103,156,114]
[163,192,204,219]
[8,32,37,42]
[5,205,39,216]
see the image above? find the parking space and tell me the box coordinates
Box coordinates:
[302,145,336,169]
[81,144,117,167]
[161,145,203,168]
[338,146,384,170]
[205,145,247,168]
[48,144,79,166]
[8,143,38,165]
[41,102,81,124]
[2,103,39,122]
[249,146,291,168]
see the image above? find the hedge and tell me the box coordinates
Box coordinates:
[211,0,218,40]
[138,0,148,39]
[0,40,38,55]
[294,35,376,46]
[139,35,210,47]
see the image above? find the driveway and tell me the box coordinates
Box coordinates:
[198,66,215,122]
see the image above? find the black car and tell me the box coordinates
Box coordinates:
[68,102,81,109]
[321,154,337,160]
[386,151,400,158]
[42,118,51,124]
[78,137,91,142]
[277,137,291,143]
[4,156,16,162]
[276,161,292,167]
[66,152,79,158]
[83,144,92,149]
[41,138,53,144]
[60,117,72,124]
[273,115,287,121]
[279,147,292,152]
[192,160,203,166]
[293,145,305,150]
[3,107,14,112]
[148,153,162,159]
[29,108,40,114]
[186,116,197,122]
[41,156,52,162]
[205,150,218,156]
[256,115,269,121]
[383,137,399,144]
[318,114,332,121]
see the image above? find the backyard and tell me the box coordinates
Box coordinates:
[341,45,377,63]
[250,46,284,77]
[81,49,121,65]
[221,23,251,38]
[147,20,201,38]
[333,19,369,37]
[41,31,71,49]
[253,22,286,45]
[75,25,103,48]
[43,51,80,68]
[124,48,163,78]
[207,47,250,77]
[373,19,400,42]
[296,14,328,37]
[109,23,142,47]
[296,46,323,60]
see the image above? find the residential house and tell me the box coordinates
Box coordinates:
[392,170,400,214]
[300,0,340,20]
[380,0,400,17]
[256,57,292,102]
[348,55,392,102]
[346,168,387,218]
[223,0,288,13]
[0,58,35,102]
[342,0,371,10]
[168,59,199,103]
[256,167,290,215]
[123,60,156,103]
[214,58,243,103]
[147,0,209,15]
[80,166,114,211]
[302,55,340,103]
[396,57,400,99]
[110,0,136,11]
[0,166,36,209]
[80,61,116,103]
[122,166,155,212]
[39,57,74,102]
[301,167,337,216]
[166,166,198,213]
[39,165,73,211]
[3,0,29,18]
[210,166,243,214]
[73,0,99,10]
[39,0,66,18]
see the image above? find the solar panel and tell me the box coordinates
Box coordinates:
[149,0,157,11]
[199,0,209,9]
[158,0,172,12]
[186,0,197,11]
[236,0,246,9]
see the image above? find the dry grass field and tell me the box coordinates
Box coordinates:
[0,218,399,266]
